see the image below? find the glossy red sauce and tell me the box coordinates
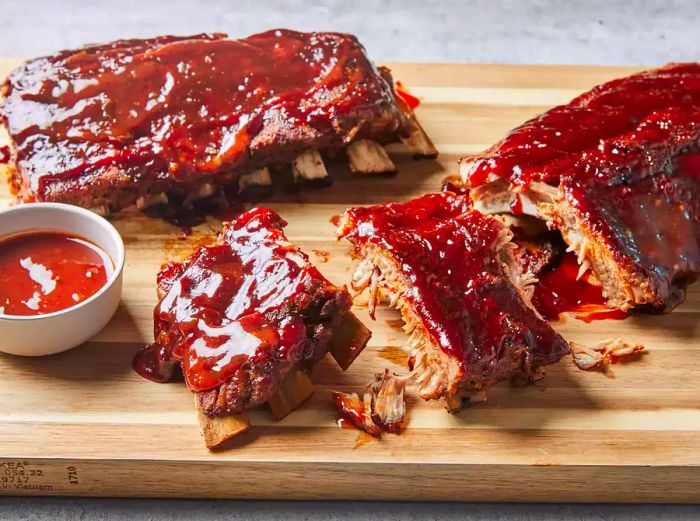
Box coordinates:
[133,208,334,392]
[0,231,111,316]
[461,64,700,189]
[441,175,470,195]
[461,65,700,310]
[395,81,420,111]
[1,30,403,199]
[509,193,523,215]
[0,146,9,164]
[338,192,568,369]
[532,252,628,322]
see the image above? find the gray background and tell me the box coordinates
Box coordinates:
[1,0,699,519]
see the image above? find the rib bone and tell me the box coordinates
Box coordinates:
[400,119,438,158]
[238,167,272,192]
[90,205,111,218]
[195,395,250,450]
[136,192,169,210]
[346,139,397,175]
[292,150,329,183]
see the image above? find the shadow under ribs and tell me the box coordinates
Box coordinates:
[460,63,700,312]
[0,30,436,217]
[337,192,569,411]
[133,207,370,449]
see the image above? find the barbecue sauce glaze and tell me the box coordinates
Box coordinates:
[133,208,344,392]
[338,192,568,371]
[462,63,700,189]
[1,30,403,198]
[461,64,700,309]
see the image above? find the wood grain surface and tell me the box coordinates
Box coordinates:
[2,59,699,503]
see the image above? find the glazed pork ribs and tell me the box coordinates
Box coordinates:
[0,30,436,216]
[460,63,700,312]
[133,207,370,449]
[337,192,569,411]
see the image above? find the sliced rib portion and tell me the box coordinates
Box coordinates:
[0,30,434,215]
[460,63,700,312]
[132,207,371,448]
[337,192,569,410]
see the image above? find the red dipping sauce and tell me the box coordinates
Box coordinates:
[0,230,113,316]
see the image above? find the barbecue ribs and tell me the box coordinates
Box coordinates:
[337,192,569,410]
[133,207,371,448]
[0,30,436,216]
[460,63,700,312]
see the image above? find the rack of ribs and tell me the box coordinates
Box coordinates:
[336,192,569,411]
[133,207,371,449]
[459,63,700,312]
[0,30,436,218]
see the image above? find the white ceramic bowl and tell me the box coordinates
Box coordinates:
[0,203,125,356]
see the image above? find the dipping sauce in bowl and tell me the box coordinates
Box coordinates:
[0,230,114,316]
[0,203,125,356]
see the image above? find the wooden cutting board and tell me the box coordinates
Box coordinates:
[2,60,699,503]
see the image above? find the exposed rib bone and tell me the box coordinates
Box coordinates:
[328,312,372,370]
[400,119,438,158]
[194,395,250,450]
[346,139,397,175]
[292,150,329,184]
[238,167,272,192]
[194,182,216,200]
[90,205,111,218]
[267,370,314,421]
[136,192,169,210]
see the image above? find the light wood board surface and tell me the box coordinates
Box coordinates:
[2,60,700,502]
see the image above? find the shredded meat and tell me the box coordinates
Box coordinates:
[332,369,407,436]
[571,338,646,370]
[461,64,700,312]
[337,192,569,411]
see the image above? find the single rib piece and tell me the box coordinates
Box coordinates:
[0,30,420,213]
[133,207,370,427]
[337,192,569,410]
[460,63,700,312]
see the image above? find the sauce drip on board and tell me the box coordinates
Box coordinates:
[0,231,112,316]
[532,252,628,322]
